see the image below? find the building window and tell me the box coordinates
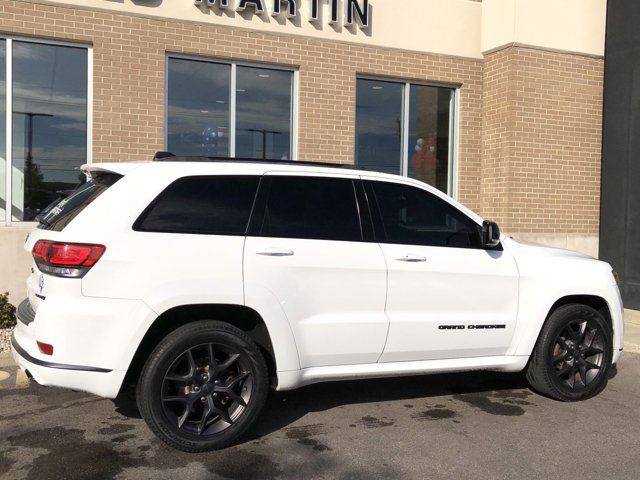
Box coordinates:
[167,58,230,157]
[1,38,90,225]
[167,56,295,160]
[0,40,6,221]
[235,66,293,161]
[355,78,456,194]
[355,79,404,176]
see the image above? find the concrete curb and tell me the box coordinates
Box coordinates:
[623,310,640,354]
[624,344,640,354]
[0,351,15,368]
[625,309,640,326]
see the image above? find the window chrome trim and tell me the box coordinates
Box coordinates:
[229,63,237,158]
[0,34,91,49]
[291,69,299,161]
[356,73,462,90]
[0,35,92,227]
[163,54,169,155]
[401,82,410,177]
[449,88,460,199]
[4,38,12,227]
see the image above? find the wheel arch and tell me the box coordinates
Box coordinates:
[523,294,614,357]
[121,303,281,394]
[546,295,613,330]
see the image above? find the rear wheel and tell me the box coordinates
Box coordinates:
[526,304,613,401]
[136,321,268,452]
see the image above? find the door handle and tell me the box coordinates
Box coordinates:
[396,254,427,263]
[257,247,294,257]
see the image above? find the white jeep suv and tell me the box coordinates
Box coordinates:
[11,157,624,452]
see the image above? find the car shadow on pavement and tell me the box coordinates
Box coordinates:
[246,370,531,442]
[113,368,531,443]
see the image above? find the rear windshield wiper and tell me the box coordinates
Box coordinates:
[35,214,51,228]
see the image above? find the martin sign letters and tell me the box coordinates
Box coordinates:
[194,0,371,28]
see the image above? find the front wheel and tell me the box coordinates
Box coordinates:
[136,321,268,452]
[526,304,613,401]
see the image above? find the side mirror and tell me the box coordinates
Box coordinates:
[482,220,501,248]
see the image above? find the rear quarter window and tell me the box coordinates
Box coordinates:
[38,172,122,232]
[133,175,260,235]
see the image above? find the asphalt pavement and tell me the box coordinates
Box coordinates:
[1,352,639,480]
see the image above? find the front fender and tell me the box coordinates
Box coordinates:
[511,282,624,359]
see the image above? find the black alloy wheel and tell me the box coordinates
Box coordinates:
[550,319,605,391]
[137,321,268,452]
[161,343,253,436]
[527,303,613,401]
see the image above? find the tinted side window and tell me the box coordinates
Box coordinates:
[258,176,362,242]
[135,176,259,235]
[370,181,481,248]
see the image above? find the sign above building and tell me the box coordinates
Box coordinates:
[194,0,371,29]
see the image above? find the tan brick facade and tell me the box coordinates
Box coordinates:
[481,46,604,236]
[1,0,603,226]
[0,0,605,300]
[0,0,484,208]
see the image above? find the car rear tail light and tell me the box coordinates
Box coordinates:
[32,240,106,278]
[37,341,54,356]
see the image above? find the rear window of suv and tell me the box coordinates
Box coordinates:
[37,172,122,232]
[134,175,260,235]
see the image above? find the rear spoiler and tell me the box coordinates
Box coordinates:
[81,162,146,178]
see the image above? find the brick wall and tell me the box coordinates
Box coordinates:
[481,46,604,235]
[0,0,604,234]
[0,0,484,210]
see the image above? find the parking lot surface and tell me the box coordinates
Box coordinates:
[1,353,639,480]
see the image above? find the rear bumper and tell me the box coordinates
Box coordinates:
[11,333,126,398]
[12,293,157,399]
[11,334,111,373]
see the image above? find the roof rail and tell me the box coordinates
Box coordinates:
[151,155,356,169]
[153,151,176,160]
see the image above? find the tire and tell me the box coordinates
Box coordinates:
[526,304,613,401]
[136,321,268,452]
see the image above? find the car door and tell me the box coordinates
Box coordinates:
[363,178,520,363]
[243,172,389,368]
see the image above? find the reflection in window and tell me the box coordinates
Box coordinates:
[166,58,294,161]
[355,79,403,175]
[135,176,260,235]
[0,40,5,219]
[355,78,455,194]
[260,176,362,242]
[167,59,230,157]
[11,42,88,222]
[235,66,292,160]
[370,181,481,249]
[407,85,452,193]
